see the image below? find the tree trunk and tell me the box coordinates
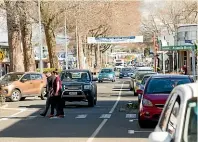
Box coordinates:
[5,1,24,72]
[78,35,84,69]
[19,1,36,72]
[44,25,58,68]
[96,44,101,69]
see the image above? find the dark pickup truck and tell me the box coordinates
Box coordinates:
[60,69,97,107]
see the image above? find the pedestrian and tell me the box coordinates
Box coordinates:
[40,71,55,117]
[50,70,64,118]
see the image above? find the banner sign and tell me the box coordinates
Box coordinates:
[87,36,143,44]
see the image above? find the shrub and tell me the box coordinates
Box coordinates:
[36,68,62,73]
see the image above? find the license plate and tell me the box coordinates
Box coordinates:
[69,92,77,95]
[104,78,107,79]
[124,75,127,76]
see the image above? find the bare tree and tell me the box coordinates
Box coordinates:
[4,1,24,72]
[17,1,36,71]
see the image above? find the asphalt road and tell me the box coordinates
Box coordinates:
[0,78,153,142]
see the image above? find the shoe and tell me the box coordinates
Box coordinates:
[48,114,54,118]
[40,113,46,117]
[58,115,64,118]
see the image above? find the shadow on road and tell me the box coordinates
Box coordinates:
[0,100,153,138]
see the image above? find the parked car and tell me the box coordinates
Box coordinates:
[0,72,47,102]
[138,74,194,128]
[98,68,116,82]
[149,82,197,142]
[60,69,97,107]
[137,73,157,104]
[119,67,133,78]
[130,69,155,95]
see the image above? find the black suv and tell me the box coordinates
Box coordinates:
[60,69,98,107]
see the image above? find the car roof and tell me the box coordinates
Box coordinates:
[62,69,90,72]
[101,68,113,70]
[8,72,42,74]
[150,74,190,79]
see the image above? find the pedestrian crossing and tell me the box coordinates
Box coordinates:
[0,113,137,121]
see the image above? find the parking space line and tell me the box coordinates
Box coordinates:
[86,82,124,142]
[99,114,111,119]
[126,114,137,119]
[128,130,152,134]
[75,114,87,119]
[0,109,26,122]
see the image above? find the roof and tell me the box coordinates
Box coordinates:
[150,74,190,79]
[8,72,42,74]
[62,69,90,72]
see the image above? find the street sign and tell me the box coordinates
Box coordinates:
[185,40,193,44]
[87,36,143,44]
[161,45,195,51]
[0,51,5,62]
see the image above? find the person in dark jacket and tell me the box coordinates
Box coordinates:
[40,71,55,117]
[49,70,64,118]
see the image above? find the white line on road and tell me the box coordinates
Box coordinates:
[75,114,87,119]
[0,109,26,122]
[1,107,38,111]
[129,119,138,122]
[86,119,108,142]
[99,114,111,119]
[109,83,124,114]
[128,130,152,134]
[126,114,136,119]
[86,82,124,142]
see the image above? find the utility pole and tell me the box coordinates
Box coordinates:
[75,19,79,69]
[38,0,43,73]
[64,11,68,70]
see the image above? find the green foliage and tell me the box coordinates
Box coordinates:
[36,68,62,73]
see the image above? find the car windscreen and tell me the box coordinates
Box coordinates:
[145,78,191,94]
[1,73,23,81]
[115,63,123,66]
[61,71,90,82]
[121,68,132,72]
[100,69,112,73]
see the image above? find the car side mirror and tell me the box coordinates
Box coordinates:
[21,78,28,83]
[148,132,172,142]
[92,77,98,81]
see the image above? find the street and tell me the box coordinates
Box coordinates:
[0,78,153,142]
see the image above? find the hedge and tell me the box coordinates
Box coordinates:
[36,68,62,73]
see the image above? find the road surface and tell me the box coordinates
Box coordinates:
[0,78,153,142]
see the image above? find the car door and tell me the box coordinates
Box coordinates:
[30,74,43,95]
[19,74,33,95]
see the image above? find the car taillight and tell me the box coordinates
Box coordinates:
[142,98,153,106]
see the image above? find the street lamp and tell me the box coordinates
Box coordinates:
[38,0,43,73]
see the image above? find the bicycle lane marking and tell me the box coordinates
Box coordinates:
[86,82,124,142]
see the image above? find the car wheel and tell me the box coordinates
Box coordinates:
[94,95,97,105]
[20,97,26,101]
[40,88,46,100]
[138,113,147,128]
[88,94,94,107]
[10,89,21,102]
[134,91,138,96]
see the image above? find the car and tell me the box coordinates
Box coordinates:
[60,69,97,107]
[138,74,194,128]
[130,70,155,96]
[137,73,157,104]
[119,67,133,78]
[98,68,116,82]
[0,72,47,102]
[148,82,198,142]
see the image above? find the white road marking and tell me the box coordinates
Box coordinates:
[75,114,87,119]
[126,114,136,119]
[86,119,108,142]
[128,130,135,134]
[1,107,38,111]
[129,119,138,122]
[99,114,111,119]
[25,116,37,120]
[86,82,124,142]
[0,109,26,122]
[109,83,124,114]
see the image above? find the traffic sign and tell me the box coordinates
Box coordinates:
[161,45,195,51]
[185,40,193,44]
[0,51,5,62]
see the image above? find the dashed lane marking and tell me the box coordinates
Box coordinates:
[126,114,137,119]
[99,114,111,119]
[128,130,152,134]
[0,109,27,122]
[129,119,138,122]
[75,114,87,119]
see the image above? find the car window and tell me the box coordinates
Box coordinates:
[100,69,112,73]
[159,93,177,131]
[145,78,191,94]
[21,74,31,80]
[31,74,42,80]
[166,97,181,139]
[122,68,132,72]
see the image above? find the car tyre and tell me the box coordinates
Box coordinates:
[138,113,147,128]
[40,88,46,100]
[20,97,26,101]
[88,94,94,107]
[10,89,21,102]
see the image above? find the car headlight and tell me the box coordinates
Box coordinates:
[84,85,91,89]
[142,99,153,106]
[109,74,113,77]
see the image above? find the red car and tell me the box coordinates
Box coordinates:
[138,74,194,128]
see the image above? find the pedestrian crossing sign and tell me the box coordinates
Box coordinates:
[0,51,5,62]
